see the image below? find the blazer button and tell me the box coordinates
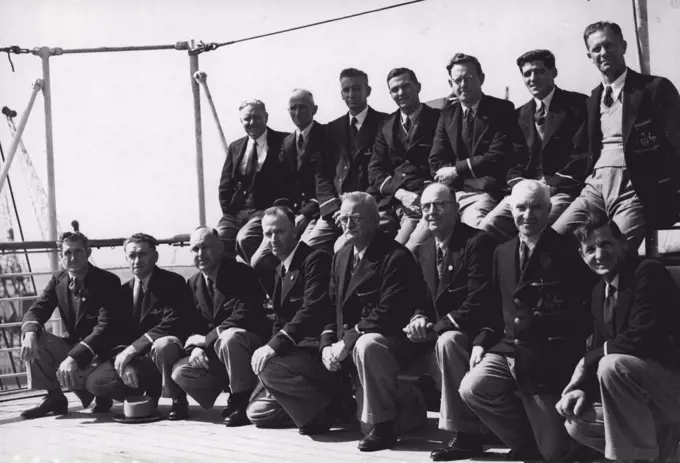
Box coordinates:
[514,317,520,324]
[342,324,349,329]
[513,298,521,305]
[514,339,521,346]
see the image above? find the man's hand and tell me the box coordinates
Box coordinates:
[295,214,306,227]
[333,210,342,227]
[562,357,586,396]
[121,364,140,389]
[321,346,340,372]
[469,345,485,369]
[556,389,587,418]
[404,316,433,342]
[188,347,209,369]
[330,340,349,364]
[435,166,458,184]
[185,334,206,349]
[20,331,40,363]
[396,189,421,214]
[114,346,137,377]
[57,356,79,391]
[251,345,276,375]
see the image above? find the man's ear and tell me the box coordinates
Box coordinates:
[366,85,372,97]
[479,73,486,86]
[86,248,93,258]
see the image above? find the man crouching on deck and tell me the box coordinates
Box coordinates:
[19,230,123,418]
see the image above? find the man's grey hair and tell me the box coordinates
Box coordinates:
[341,191,379,222]
[290,88,315,106]
[238,99,266,112]
[509,179,550,206]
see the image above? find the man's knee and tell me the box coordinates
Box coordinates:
[85,363,120,397]
[170,358,191,387]
[596,353,633,386]
[215,328,248,356]
[458,366,484,405]
[436,330,468,354]
[352,333,387,363]
[246,395,289,428]
[151,336,183,357]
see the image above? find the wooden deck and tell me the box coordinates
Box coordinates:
[0,392,512,463]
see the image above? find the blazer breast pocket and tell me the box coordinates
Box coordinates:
[288,295,304,304]
[356,287,380,313]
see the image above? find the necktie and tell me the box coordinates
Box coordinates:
[244,142,258,176]
[403,116,412,134]
[603,86,614,108]
[207,277,215,305]
[519,241,530,273]
[535,102,546,139]
[133,280,144,324]
[603,282,616,328]
[352,253,361,274]
[69,278,82,297]
[464,108,475,155]
[350,116,358,145]
[436,246,446,281]
[297,133,304,152]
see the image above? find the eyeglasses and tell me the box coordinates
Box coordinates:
[420,201,455,213]
[338,215,364,225]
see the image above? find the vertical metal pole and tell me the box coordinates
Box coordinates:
[38,47,59,272]
[189,41,206,226]
[633,0,651,75]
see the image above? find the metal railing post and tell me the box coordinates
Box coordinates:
[0,79,43,195]
[194,71,230,158]
[37,47,59,273]
[189,40,206,227]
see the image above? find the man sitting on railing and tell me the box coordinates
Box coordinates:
[86,233,194,419]
[19,231,123,419]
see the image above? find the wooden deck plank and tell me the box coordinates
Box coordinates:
[0,393,513,463]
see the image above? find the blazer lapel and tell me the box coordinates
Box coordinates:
[280,243,307,302]
[515,234,547,293]
[343,256,378,305]
[591,279,607,335]
[195,275,213,320]
[519,102,537,154]
[56,273,72,328]
[385,112,401,156]
[588,85,604,160]
[421,239,438,302]
[622,70,643,148]
[542,89,566,146]
[352,108,375,157]
[232,138,249,177]
[448,104,466,157]
[472,98,491,155]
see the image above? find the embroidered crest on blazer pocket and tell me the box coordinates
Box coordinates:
[289,296,304,303]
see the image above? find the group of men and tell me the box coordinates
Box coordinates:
[19,20,680,463]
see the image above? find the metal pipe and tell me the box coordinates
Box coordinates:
[37,48,59,273]
[0,233,190,252]
[32,42,190,56]
[0,79,43,195]
[189,41,206,226]
[633,0,651,74]
[194,72,230,157]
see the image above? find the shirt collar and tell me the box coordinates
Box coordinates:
[400,103,424,125]
[352,246,367,262]
[434,233,452,253]
[201,260,221,285]
[134,269,154,292]
[603,68,627,104]
[67,266,89,284]
[519,229,544,252]
[281,243,300,274]
[295,121,314,139]
[250,129,268,147]
[350,106,369,126]
[534,86,556,111]
[460,98,481,116]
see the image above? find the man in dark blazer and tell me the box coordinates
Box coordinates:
[320,191,430,452]
[460,180,593,462]
[20,231,122,419]
[171,227,269,427]
[553,21,680,247]
[368,67,440,251]
[557,217,680,463]
[311,68,387,252]
[406,183,498,461]
[86,233,193,419]
[247,206,339,434]
[216,99,289,268]
[481,49,589,241]
[429,53,521,229]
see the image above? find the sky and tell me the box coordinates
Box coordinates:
[1,0,679,269]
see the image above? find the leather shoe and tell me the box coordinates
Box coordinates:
[299,407,333,435]
[506,443,542,461]
[430,432,485,461]
[357,422,397,452]
[20,392,68,419]
[223,407,251,427]
[91,396,113,413]
[168,395,189,421]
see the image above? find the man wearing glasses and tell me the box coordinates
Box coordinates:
[406,183,499,461]
[320,191,430,452]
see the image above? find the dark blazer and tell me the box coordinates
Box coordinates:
[429,94,519,192]
[279,121,326,220]
[577,257,680,395]
[268,242,333,354]
[21,264,122,368]
[186,257,269,351]
[368,104,440,209]
[320,230,427,351]
[121,266,193,354]
[218,128,289,215]
[587,68,680,228]
[486,228,594,394]
[415,223,498,342]
[507,87,589,196]
[315,107,388,219]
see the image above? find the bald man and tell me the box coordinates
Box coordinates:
[459,180,593,462]
[171,227,269,427]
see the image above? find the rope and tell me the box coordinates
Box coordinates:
[1,46,30,72]
[189,0,426,55]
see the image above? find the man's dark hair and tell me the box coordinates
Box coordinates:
[583,21,624,48]
[124,233,158,251]
[57,231,89,250]
[574,214,626,246]
[386,67,419,85]
[446,53,483,77]
[339,68,369,85]
[516,49,556,71]
[263,205,296,227]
